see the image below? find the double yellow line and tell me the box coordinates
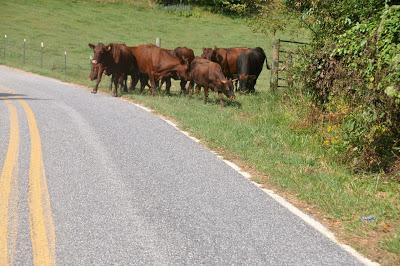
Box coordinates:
[0,90,56,265]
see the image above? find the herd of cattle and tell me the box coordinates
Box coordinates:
[88,43,270,105]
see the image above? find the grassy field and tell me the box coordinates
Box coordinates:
[0,0,399,264]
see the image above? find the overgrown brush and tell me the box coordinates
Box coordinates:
[297,4,400,173]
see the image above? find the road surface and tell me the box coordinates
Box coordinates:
[0,66,365,265]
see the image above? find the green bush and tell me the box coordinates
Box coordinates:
[297,4,400,172]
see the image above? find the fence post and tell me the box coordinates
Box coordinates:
[270,39,280,91]
[23,38,26,64]
[155,37,161,47]
[64,51,67,77]
[4,34,7,60]
[40,42,44,68]
[286,52,293,88]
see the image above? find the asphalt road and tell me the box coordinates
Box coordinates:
[0,65,365,265]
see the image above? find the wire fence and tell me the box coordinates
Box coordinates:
[0,34,93,80]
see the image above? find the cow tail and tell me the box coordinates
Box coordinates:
[256,47,271,70]
[266,59,271,70]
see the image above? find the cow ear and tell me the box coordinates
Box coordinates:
[216,54,224,63]
[88,43,95,50]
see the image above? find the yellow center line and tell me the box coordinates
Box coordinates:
[0,99,19,266]
[19,100,56,266]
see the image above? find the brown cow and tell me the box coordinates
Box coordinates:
[128,44,189,96]
[88,43,138,96]
[189,57,235,106]
[201,47,250,91]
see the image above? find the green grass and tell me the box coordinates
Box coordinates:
[383,230,400,255]
[0,0,399,263]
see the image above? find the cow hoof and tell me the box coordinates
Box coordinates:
[91,90,97,94]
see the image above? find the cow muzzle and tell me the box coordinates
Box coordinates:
[92,59,97,64]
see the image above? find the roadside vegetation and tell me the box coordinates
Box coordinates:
[0,0,399,264]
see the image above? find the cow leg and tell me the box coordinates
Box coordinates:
[119,74,126,96]
[195,84,201,95]
[131,74,139,91]
[204,87,209,104]
[92,69,104,94]
[179,80,187,95]
[165,78,172,95]
[187,80,194,95]
[112,74,119,97]
[159,78,165,91]
[123,74,128,93]
[109,75,113,91]
[189,80,195,94]
[139,75,148,93]
[149,75,157,96]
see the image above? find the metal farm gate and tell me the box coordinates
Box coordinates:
[269,39,308,91]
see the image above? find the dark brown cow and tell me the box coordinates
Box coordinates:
[237,47,270,93]
[189,57,235,106]
[88,43,138,96]
[128,44,189,95]
[201,47,250,80]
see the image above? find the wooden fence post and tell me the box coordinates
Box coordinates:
[64,51,67,77]
[4,34,7,60]
[23,38,26,64]
[40,42,44,68]
[270,39,280,91]
[156,37,161,47]
[286,52,293,88]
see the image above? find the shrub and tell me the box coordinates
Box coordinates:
[297,4,400,172]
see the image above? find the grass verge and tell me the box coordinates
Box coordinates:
[0,0,399,264]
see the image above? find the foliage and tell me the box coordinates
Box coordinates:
[297,4,400,172]
[284,0,387,41]
[155,0,267,15]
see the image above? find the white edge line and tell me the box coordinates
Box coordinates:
[125,100,379,266]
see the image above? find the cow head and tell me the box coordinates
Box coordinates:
[211,48,226,65]
[201,48,213,60]
[238,74,257,93]
[89,61,99,81]
[88,43,111,65]
[173,58,190,81]
[220,79,235,100]
[176,62,190,81]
